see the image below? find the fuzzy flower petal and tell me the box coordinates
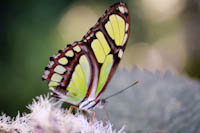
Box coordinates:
[0,95,125,133]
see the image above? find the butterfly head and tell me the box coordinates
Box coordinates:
[79,98,107,111]
[95,99,107,109]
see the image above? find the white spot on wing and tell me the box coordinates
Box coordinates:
[125,23,129,32]
[48,61,54,68]
[44,70,50,75]
[119,6,125,14]
[54,53,61,58]
[118,49,123,58]
[122,33,128,46]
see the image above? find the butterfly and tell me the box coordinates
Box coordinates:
[42,2,130,111]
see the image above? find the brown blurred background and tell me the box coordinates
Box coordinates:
[0,0,200,117]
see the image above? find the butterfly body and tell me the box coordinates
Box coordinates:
[42,2,130,111]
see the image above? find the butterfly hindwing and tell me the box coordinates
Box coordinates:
[43,43,90,105]
[42,2,130,105]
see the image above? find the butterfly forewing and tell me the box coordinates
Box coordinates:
[42,2,130,106]
[82,2,130,98]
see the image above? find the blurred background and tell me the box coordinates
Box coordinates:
[0,0,200,132]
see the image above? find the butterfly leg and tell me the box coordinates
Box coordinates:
[91,111,96,124]
[67,105,79,115]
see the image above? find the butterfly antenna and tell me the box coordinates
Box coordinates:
[104,80,139,100]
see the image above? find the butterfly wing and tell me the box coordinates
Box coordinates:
[82,2,130,99]
[42,43,88,105]
[42,2,130,105]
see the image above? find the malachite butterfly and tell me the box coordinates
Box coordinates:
[42,2,130,111]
